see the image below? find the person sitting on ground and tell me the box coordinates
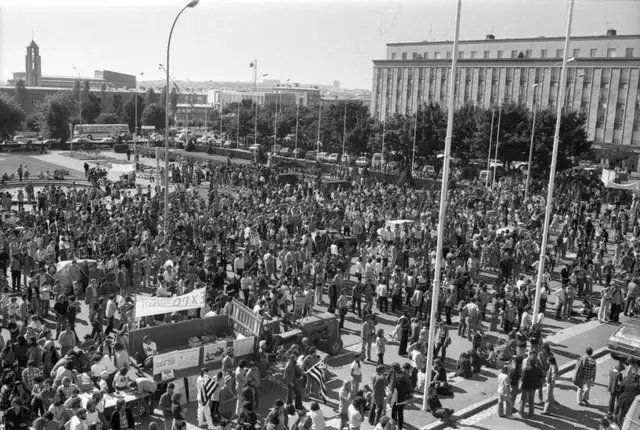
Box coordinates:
[455,352,473,379]
[426,383,454,423]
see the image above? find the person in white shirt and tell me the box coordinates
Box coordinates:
[142,336,158,367]
[496,365,512,418]
[376,279,389,313]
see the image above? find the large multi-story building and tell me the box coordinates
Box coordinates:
[371,30,640,159]
[8,40,136,89]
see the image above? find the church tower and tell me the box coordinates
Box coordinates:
[25,40,42,86]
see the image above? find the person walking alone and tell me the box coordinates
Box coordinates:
[574,346,597,406]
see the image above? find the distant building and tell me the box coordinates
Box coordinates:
[208,87,319,108]
[371,30,640,158]
[9,40,136,90]
[0,85,140,118]
[333,80,340,89]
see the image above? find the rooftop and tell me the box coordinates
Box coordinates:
[387,33,640,47]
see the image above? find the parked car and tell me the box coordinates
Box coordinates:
[325,153,339,164]
[355,156,370,167]
[608,318,640,362]
[248,143,263,152]
[70,138,88,144]
[316,152,327,162]
[311,229,358,254]
[100,137,116,144]
[223,141,233,148]
[292,148,305,159]
[272,144,282,153]
[305,150,317,160]
[279,147,292,157]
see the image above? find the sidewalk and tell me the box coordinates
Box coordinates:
[397,319,620,430]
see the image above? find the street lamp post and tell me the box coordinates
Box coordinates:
[164,0,199,234]
[316,103,322,152]
[134,72,144,160]
[71,66,81,155]
[524,57,575,202]
[341,102,347,160]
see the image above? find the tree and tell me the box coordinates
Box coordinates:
[82,80,90,101]
[141,103,167,130]
[415,103,446,158]
[531,109,591,170]
[34,92,75,142]
[84,94,102,124]
[110,94,124,119]
[145,88,156,105]
[451,104,481,162]
[95,113,122,124]
[0,95,25,139]
[124,95,145,132]
[14,79,26,110]
[169,87,178,113]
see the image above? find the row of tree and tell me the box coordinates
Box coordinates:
[3,78,591,170]
[203,99,591,170]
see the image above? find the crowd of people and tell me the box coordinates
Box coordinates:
[0,152,637,430]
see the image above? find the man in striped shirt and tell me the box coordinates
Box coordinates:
[196,367,215,429]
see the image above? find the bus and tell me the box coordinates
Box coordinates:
[73,124,129,141]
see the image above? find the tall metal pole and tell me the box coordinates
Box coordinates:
[423,0,462,411]
[412,107,418,173]
[491,105,502,188]
[236,103,240,149]
[485,109,495,187]
[134,72,143,159]
[165,0,199,234]
[381,119,386,170]
[273,97,278,154]
[341,102,347,159]
[295,100,299,158]
[525,86,538,202]
[254,102,259,147]
[533,0,575,320]
[316,103,322,152]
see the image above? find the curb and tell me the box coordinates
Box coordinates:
[421,345,610,430]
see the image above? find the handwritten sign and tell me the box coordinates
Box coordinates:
[135,288,206,318]
[152,348,200,375]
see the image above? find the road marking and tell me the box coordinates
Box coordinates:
[456,354,612,426]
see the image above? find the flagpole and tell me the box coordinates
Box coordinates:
[533,0,575,323]
[485,108,495,187]
[423,0,461,412]
[491,104,502,188]
[412,107,418,174]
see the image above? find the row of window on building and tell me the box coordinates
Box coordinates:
[391,47,635,61]
[375,66,640,134]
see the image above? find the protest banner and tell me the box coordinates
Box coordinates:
[152,347,200,375]
[135,288,206,318]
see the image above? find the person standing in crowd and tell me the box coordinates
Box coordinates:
[496,365,512,418]
[574,346,597,406]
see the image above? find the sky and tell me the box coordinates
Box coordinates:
[1,0,639,90]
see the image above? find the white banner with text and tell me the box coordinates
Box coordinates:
[135,288,206,318]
